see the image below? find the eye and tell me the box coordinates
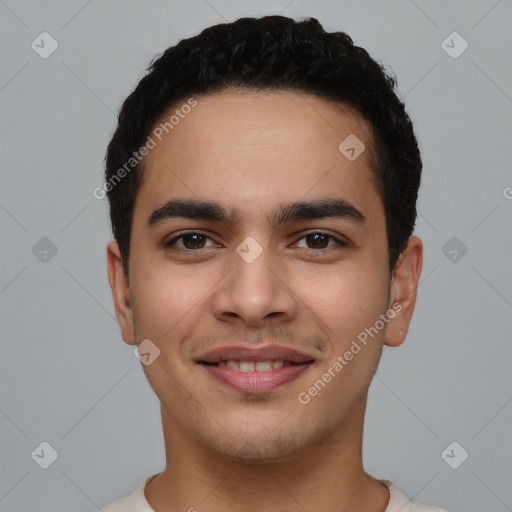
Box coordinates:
[163,230,348,253]
[293,231,347,250]
[164,231,218,250]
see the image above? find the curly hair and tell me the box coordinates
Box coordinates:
[105,15,422,277]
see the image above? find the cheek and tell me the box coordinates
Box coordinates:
[130,261,220,340]
[293,263,387,337]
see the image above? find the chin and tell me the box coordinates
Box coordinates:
[211,436,304,464]
[200,419,319,465]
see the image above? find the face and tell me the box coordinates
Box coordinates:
[108,90,422,463]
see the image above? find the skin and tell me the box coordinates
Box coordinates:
[107,90,423,512]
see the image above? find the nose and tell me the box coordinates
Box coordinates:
[210,238,298,328]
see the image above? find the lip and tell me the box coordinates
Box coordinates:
[199,361,314,393]
[195,344,315,393]
[196,345,315,364]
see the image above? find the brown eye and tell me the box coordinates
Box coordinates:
[181,233,207,249]
[295,231,346,250]
[165,232,216,250]
[304,233,330,249]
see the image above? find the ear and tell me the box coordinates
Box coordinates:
[384,235,423,348]
[107,240,136,345]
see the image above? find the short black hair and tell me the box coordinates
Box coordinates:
[105,15,422,277]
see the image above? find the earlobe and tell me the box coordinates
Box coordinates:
[107,240,136,345]
[384,235,423,348]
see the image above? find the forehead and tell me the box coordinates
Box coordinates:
[136,90,382,225]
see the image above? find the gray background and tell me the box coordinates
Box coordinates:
[1,1,511,511]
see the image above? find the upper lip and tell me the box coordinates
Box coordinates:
[196,345,315,364]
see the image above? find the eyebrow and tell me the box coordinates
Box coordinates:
[147,198,366,228]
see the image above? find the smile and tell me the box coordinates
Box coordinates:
[199,360,314,392]
[205,359,304,371]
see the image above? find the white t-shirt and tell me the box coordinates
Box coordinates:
[100,474,452,511]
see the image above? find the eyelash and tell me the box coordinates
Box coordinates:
[164,231,348,253]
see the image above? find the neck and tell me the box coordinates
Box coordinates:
[145,397,390,512]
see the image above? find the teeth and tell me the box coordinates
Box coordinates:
[255,361,272,371]
[217,360,286,371]
[240,361,255,372]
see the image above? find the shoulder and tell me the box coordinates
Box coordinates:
[100,495,131,512]
[410,502,453,512]
[99,475,158,512]
[381,480,453,512]
[100,491,146,512]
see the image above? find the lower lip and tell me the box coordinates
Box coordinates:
[199,363,313,393]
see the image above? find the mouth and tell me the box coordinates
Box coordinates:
[197,358,314,393]
[199,359,313,371]
[195,344,316,393]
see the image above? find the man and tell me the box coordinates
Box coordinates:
[102,15,451,512]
